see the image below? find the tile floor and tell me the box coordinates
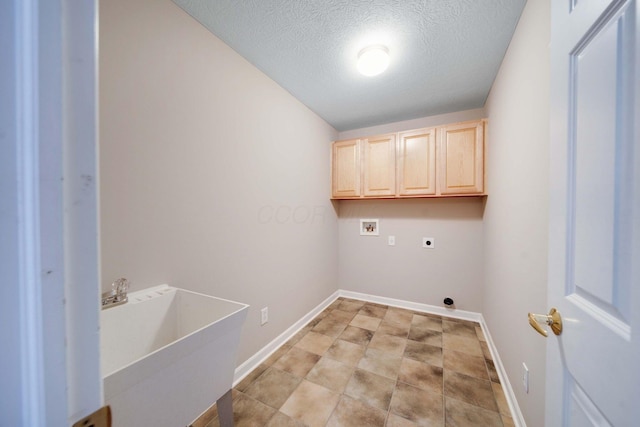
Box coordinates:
[192,298,514,427]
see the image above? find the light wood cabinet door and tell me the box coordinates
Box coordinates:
[397,128,437,196]
[438,121,484,194]
[362,134,396,197]
[331,119,486,199]
[331,139,361,198]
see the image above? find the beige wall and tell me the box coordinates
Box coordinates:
[337,198,485,311]
[338,108,485,140]
[99,0,339,364]
[483,1,550,426]
[336,109,486,312]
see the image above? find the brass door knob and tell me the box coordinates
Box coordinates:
[528,308,562,337]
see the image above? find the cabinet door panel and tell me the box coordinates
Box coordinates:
[398,128,436,196]
[332,139,360,198]
[439,121,484,194]
[363,134,396,197]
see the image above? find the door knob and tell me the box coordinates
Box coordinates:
[528,307,562,337]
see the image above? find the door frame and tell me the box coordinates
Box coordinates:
[0,0,102,425]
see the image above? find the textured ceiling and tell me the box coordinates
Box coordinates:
[173,0,526,131]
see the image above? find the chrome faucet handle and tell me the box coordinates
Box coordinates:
[112,278,130,295]
[102,278,129,309]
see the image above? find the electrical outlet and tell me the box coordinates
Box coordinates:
[522,362,529,393]
[261,307,268,325]
[422,237,435,248]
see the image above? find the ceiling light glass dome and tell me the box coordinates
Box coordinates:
[357,45,390,76]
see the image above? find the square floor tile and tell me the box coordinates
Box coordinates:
[312,317,348,338]
[338,299,366,313]
[412,314,443,332]
[344,368,396,411]
[443,348,489,380]
[444,397,502,427]
[384,308,414,327]
[244,367,301,409]
[265,411,306,427]
[350,313,382,331]
[502,414,516,427]
[444,371,498,412]
[280,380,340,427]
[492,381,510,415]
[378,319,411,338]
[447,318,478,327]
[404,340,443,367]
[407,328,442,347]
[273,347,321,378]
[369,332,407,356]
[224,392,277,427]
[286,327,312,346]
[339,325,374,346]
[305,356,354,393]
[357,347,402,380]
[328,309,358,324]
[235,363,268,392]
[398,357,443,395]
[386,413,420,427]
[442,319,478,339]
[325,339,366,366]
[327,300,342,310]
[326,395,386,427]
[294,331,335,356]
[480,340,493,360]
[442,334,483,357]
[390,382,444,426]
[263,344,292,366]
[486,359,500,383]
[359,303,388,319]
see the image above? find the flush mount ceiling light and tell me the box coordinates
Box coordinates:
[357,45,390,77]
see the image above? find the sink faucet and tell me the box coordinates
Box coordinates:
[102,278,130,309]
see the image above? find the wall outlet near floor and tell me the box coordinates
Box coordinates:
[261,307,268,325]
[422,237,435,248]
[522,362,529,393]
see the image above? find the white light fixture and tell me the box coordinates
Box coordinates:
[357,45,390,76]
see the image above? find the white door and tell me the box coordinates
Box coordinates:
[546,0,640,426]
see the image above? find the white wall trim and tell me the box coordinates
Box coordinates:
[15,1,47,424]
[62,1,102,424]
[233,291,341,386]
[233,290,525,426]
[338,290,483,323]
[478,315,527,427]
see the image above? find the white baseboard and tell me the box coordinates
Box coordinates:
[477,314,527,427]
[338,290,482,323]
[233,290,525,427]
[233,290,340,386]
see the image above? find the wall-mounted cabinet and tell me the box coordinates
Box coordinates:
[331,119,485,199]
[362,134,396,197]
[331,139,360,198]
[397,127,437,196]
[439,121,484,195]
